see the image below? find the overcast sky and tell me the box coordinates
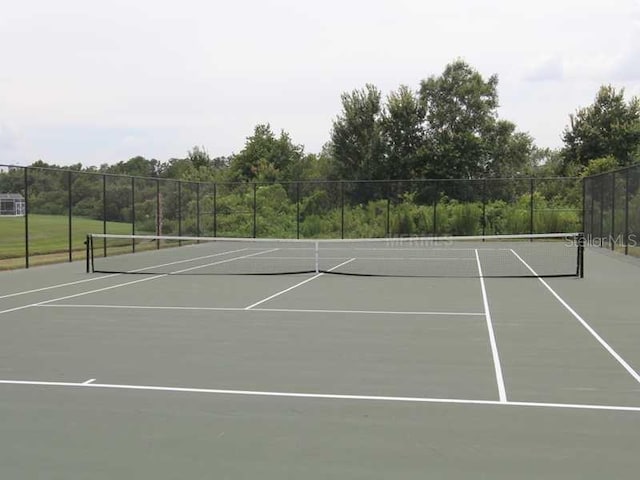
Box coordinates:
[1,0,640,167]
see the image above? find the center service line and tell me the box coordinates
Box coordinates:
[0,249,278,317]
[244,258,356,310]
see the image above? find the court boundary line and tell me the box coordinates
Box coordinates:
[0,247,251,301]
[510,249,640,386]
[38,303,485,317]
[475,249,507,402]
[244,258,356,310]
[0,378,638,413]
[0,274,120,300]
[0,249,279,316]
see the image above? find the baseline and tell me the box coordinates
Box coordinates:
[1,378,639,413]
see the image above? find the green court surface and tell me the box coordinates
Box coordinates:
[1,246,639,479]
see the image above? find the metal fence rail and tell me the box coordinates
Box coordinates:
[0,164,583,269]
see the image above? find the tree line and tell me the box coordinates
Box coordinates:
[0,59,637,241]
[3,59,638,185]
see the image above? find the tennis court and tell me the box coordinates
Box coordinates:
[1,235,639,479]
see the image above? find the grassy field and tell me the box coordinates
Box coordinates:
[0,214,133,267]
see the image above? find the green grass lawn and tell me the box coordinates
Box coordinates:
[0,214,133,260]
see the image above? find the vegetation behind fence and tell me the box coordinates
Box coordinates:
[0,164,582,269]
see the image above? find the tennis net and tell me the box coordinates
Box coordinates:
[86,233,584,278]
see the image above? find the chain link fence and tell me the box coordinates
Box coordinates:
[583,163,640,256]
[0,164,583,269]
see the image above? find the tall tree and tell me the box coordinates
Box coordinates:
[107,156,161,177]
[380,85,425,180]
[562,85,640,171]
[482,120,534,177]
[419,60,501,179]
[187,146,212,169]
[228,124,305,182]
[330,84,384,180]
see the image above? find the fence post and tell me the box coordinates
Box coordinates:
[581,178,586,236]
[196,183,201,237]
[611,173,616,250]
[178,181,183,242]
[68,170,73,262]
[529,177,534,235]
[252,182,257,238]
[386,187,391,237]
[433,181,438,236]
[156,179,160,249]
[481,178,487,236]
[598,176,605,242]
[296,182,300,240]
[590,180,595,241]
[213,183,217,237]
[102,174,107,257]
[24,167,29,269]
[624,170,630,255]
[131,177,136,252]
[340,182,345,239]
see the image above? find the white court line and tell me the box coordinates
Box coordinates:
[0,378,639,413]
[0,248,249,301]
[0,274,120,300]
[475,249,508,403]
[244,258,356,310]
[250,256,475,261]
[0,249,278,316]
[83,378,96,384]
[510,249,640,386]
[39,303,485,317]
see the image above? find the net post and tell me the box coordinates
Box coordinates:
[315,241,319,274]
[85,235,90,273]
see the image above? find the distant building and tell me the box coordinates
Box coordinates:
[0,193,26,216]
